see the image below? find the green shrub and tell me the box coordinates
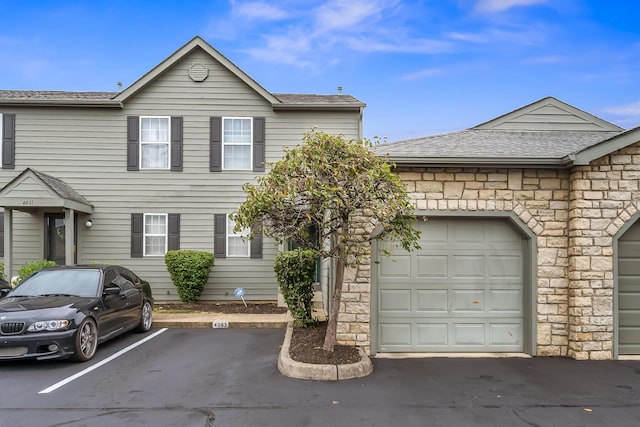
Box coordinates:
[274,249,317,327]
[164,250,214,303]
[0,262,4,280]
[17,260,57,284]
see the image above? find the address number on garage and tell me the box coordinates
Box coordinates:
[212,321,229,328]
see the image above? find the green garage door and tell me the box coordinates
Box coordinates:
[618,222,640,354]
[376,218,525,353]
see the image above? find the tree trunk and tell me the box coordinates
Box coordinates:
[322,256,344,352]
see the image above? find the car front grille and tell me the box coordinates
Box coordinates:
[1,322,26,335]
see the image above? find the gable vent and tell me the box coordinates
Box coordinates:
[188,63,209,82]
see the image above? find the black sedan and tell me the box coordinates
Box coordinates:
[0,265,153,362]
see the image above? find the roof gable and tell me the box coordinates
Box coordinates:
[474,96,622,132]
[0,168,93,213]
[113,36,280,105]
[375,97,627,168]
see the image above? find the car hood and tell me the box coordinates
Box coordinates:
[0,296,94,316]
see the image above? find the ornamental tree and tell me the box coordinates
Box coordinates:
[233,129,420,351]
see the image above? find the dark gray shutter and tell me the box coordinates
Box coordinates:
[0,212,4,257]
[253,117,265,172]
[170,117,183,172]
[214,213,226,258]
[2,114,15,169]
[210,117,222,172]
[127,116,140,171]
[168,213,180,251]
[250,223,263,259]
[131,213,143,258]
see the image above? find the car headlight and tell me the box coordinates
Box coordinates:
[27,320,70,332]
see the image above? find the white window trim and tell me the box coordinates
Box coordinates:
[143,213,168,257]
[226,215,251,258]
[222,117,253,171]
[139,116,171,170]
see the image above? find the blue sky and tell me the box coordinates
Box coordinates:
[1,0,639,141]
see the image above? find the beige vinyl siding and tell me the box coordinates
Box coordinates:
[11,210,42,263]
[2,47,361,301]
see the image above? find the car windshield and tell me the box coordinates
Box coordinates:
[10,269,102,298]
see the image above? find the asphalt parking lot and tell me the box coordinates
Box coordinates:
[1,328,640,427]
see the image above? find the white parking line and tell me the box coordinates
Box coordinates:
[39,328,168,394]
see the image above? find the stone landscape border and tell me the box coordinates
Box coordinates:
[278,322,373,381]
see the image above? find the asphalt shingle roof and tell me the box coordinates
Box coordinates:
[373,129,622,162]
[31,169,92,206]
[0,90,364,106]
[274,93,364,105]
[0,90,118,101]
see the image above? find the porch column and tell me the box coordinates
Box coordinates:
[64,208,75,265]
[4,209,12,281]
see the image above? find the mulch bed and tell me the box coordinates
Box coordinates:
[290,321,362,365]
[153,301,288,314]
[154,302,361,365]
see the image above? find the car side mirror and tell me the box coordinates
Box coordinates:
[104,286,121,296]
[0,288,10,299]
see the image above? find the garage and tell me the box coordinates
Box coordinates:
[618,221,640,355]
[375,217,527,353]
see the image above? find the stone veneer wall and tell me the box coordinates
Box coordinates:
[337,167,574,357]
[567,148,640,360]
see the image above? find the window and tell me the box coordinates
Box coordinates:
[0,113,3,166]
[210,116,264,173]
[128,116,182,172]
[144,213,167,256]
[223,118,252,170]
[113,275,135,291]
[213,213,262,259]
[131,213,179,258]
[140,117,170,169]
[227,216,250,257]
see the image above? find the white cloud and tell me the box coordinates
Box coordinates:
[475,0,549,13]
[345,37,452,54]
[314,0,392,33]
[237,0,420,67]
[447,27,545,46]
[233,2,289,20]
[523,54,568,64]
[605,101,640,116]
[400,68,444,81]
[206,0,465,69]
[245,31,315,67]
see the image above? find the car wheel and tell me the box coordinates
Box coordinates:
[135,300,153,332]
[71,318,98,362]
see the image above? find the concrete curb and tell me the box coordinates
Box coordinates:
[152,312,291,329]
[278,321,373,381]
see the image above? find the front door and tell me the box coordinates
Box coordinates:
[44,213,76,265]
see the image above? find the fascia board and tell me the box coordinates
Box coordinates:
[385,156,571,169]
[271,102,366,111]
[572,127,640,165]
